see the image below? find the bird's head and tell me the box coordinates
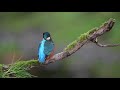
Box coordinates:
[43,32,52,41]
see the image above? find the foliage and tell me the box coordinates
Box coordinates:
[0,60,39,78]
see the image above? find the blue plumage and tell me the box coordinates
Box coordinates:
[38,32,54,63]
[38,39,46,63]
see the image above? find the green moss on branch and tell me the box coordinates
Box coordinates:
[1,60,39,78]
[64,19,114,52]
[64,27,99,51]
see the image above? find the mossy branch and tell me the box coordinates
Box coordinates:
[0,60,39,78]
[0,18,119,78]
[46,18,116,64]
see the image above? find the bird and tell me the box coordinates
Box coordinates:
[38,32,55,63]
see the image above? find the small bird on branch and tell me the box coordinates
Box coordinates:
[38,32,55,64]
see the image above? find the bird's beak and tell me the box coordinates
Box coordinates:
[46,37,50,40]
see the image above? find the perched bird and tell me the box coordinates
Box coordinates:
[38,32,55,63]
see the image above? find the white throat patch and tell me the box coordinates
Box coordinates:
[46,37,50,40]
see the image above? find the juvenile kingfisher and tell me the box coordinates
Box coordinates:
[38,32,55,63]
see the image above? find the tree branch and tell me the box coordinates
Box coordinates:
[45,18,116,64]
[91,38,120,47]
[96,43,120,47]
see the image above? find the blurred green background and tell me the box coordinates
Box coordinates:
[0,12,120,78]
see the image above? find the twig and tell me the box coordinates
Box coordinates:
[96,43,120,47]
[91,38,120,47]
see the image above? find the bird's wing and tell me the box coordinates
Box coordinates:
[44,41,54,56]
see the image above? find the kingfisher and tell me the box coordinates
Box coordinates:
[38,32,55,63]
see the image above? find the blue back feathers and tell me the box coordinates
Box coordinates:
[38,39,46,63]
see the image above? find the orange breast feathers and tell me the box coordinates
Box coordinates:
[46,47,55,61]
